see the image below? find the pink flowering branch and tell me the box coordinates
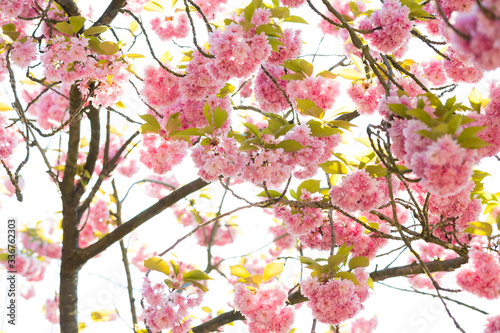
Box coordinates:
[119,9,187,77]
[433,0,470,40]
[190,257,469,332]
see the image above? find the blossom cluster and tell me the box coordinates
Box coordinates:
[233,283,295,333]
[356,0,412,54]
[141,276,204,333]
[300,268,370,325]
[79,199,111,248]
[206,23,271,80]
[456,243,500,299]
[0,113,17,159]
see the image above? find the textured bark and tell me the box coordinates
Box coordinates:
[59,84,84,333]
[92,0,127,27]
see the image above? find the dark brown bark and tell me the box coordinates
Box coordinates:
[54,0,81,16]
[59,84,84,333]
[92,0,127,27]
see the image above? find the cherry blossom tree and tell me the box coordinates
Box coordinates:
[1,0,500,332]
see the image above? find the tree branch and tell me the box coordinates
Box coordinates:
[190,257,468,332]
[92,0,127,27]
[80,178,209,262]
[54,0,81,16]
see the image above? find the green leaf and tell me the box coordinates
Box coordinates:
[217,83,235,98]
[328,253,346,270]
[457,126,486,143]
[183,280,209,292]
[280,73,307,81]
[255,24,280,36]
[166,113,183,133]
[283,59,304,72]
[127,53,145,59]
[387,104,409,118]
[144,0,164,12]
[275,139,304,152]
[283,15,308,24]
[274,124,295,138]
[256,190,283,198]
[0,102,14,112]
[335,271,359,285]
[365,164,387,177]
[99,41,119,55]
[242,274,263,286]
[406,109,432,126]
[267,36,284,52]
[144,257,170,275]
[469,88,482,112]
[139,114,161,131]
[464,222,492,236]
[213,107,228,129]
[447,115,462,135]
[183,269,213,280]
[270,7,290,18]
[348,256,369,270]
[2,23,20,40]
[297,179,320,196]
[307,119,342,137]
[334,68,363,80]
[328,120,357,130]
[299,59,314,77]
[230,265,251,278]
[459,136,490,149]
[316,70,338,79]
[263,262,283,282]
[318,161,348,174]
[244,2,256,22]
[69,16,86,34]
[203,102,213,126]
[139,123,159,134]
[244,122,261,138]
[54,22,74,36]
[91,310,117,322]
[299,256,316,265]
[296,99,325,119]
[170,260,180,275]
[83,26,109,36]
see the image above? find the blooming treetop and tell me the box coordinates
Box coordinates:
[0,0,500,332]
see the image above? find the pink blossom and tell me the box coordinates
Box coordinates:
[456,246,500,299]
[355,0,412,54]
[139,135,188,175]
[348,83,381,115]
[484,315,500,333]
[351,316,378,333]
[410,135,476,197]
[234,283,295,333]
[150,13,189,41]
[0,113,18,159]
[11,37,37,68]
[330,170,385,213]
[288,76,340,110]
[44,296,59,324]
[443,49,483,83]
